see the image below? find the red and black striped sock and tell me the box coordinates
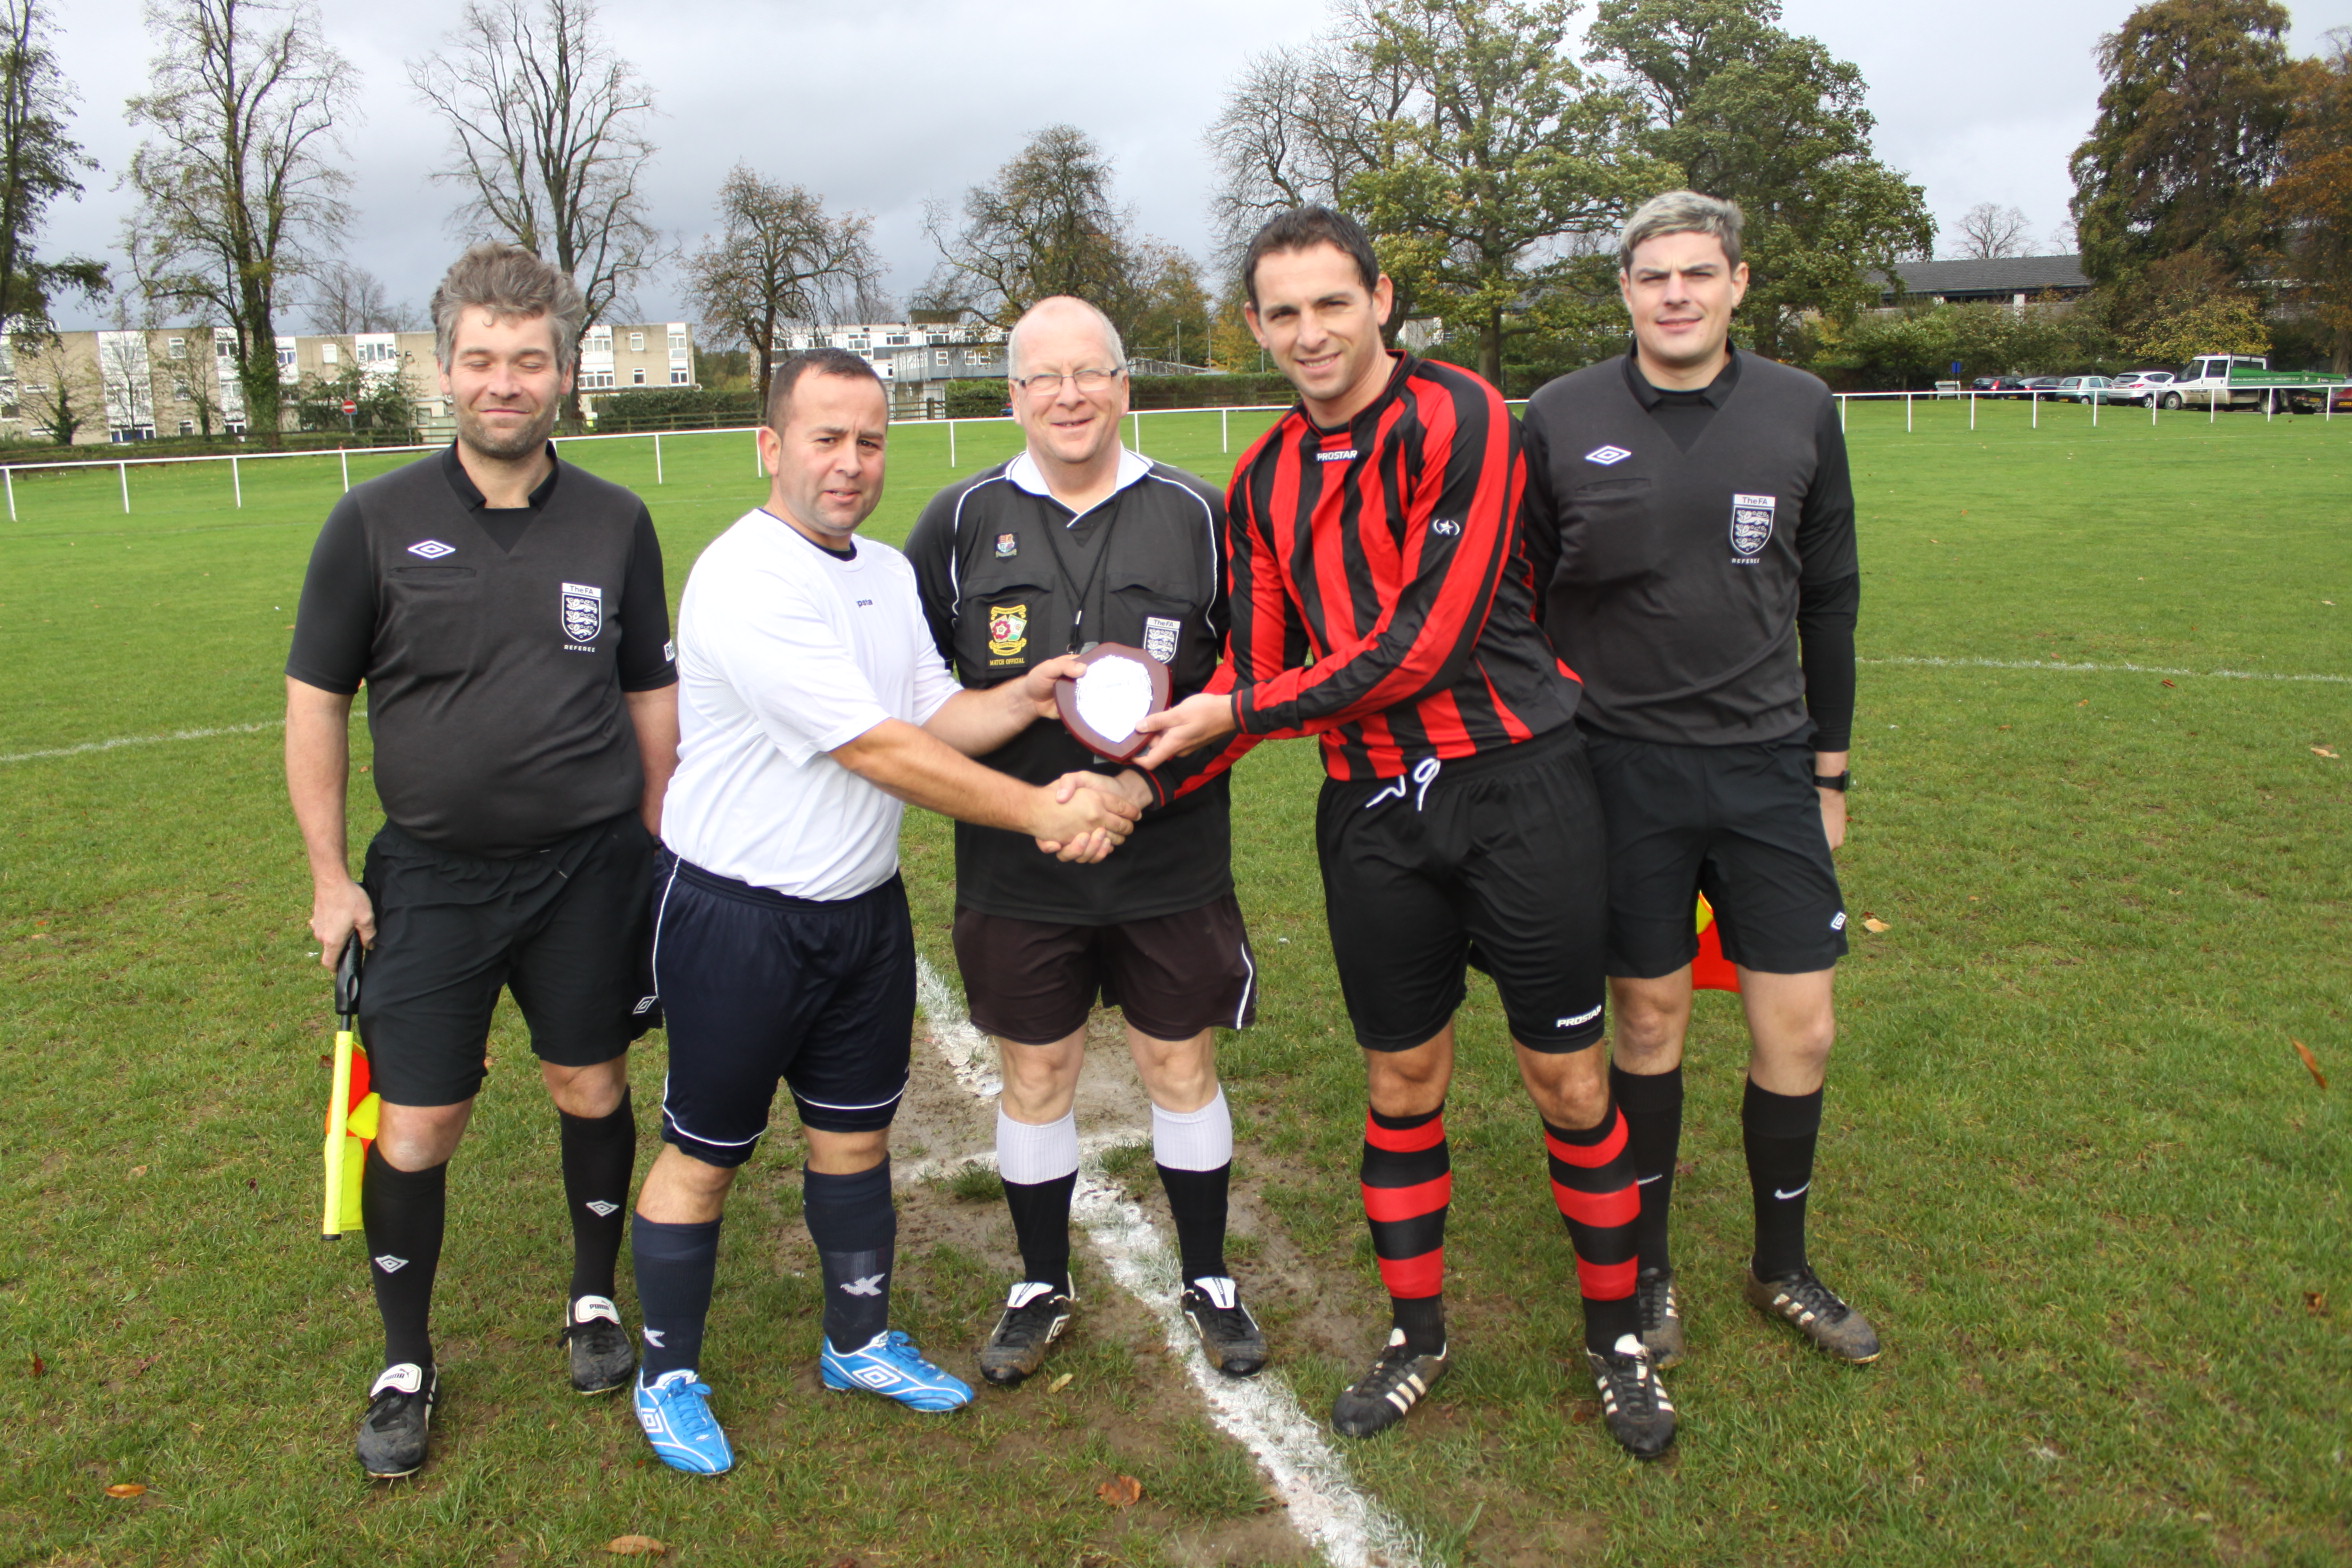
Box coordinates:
[1544,1109,1641,1354]
[1361,1104,1450,1354]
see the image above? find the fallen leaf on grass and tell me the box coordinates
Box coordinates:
[30,1354,44,1377]
[2161,680,2176,688]
[2305,1291,2328,1317]
[1096,1475,1143,1509]
[604,1537,666,1557]
[2292,1039,2328,1090]
[1862,916,1891,934]
[1569,1402,1598,1425]
[2312,746,2339,759]
[130,1166,147,1178]
[1046,1372,1073,1393]
[104,1483,147,1499]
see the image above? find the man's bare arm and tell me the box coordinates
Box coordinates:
[918,652,1087,758]
[625,684,681,837]
[285,676,374,967]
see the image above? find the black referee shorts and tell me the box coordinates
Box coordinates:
[651,855,914,1163]
[357,813,661,1107]
[952,894,1258,1046]
[1582,729,1848,980]
[1315,725,1608,1053]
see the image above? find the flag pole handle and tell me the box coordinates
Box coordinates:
[322,936,364,1238]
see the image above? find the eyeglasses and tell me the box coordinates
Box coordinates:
[1012,367,1124,398]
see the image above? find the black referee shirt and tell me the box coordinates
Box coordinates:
[904,453,1234,926]
[1521,348,1858,750]
[286,443,676,858]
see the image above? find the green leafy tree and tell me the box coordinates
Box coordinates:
[0,1,107,329]
[2069,0,2295,291]
[685,165,877,408]
[1347,0,1668,387]
[2270,32,2352,369]
[291,359,416,436]
[125,0,355,447]
[926,125,1139,329]
[1589,0,1935,359]
[1123,241,1213,365]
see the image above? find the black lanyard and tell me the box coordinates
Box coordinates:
[1031,494,1118,653]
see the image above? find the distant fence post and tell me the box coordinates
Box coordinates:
[232,455,241,508]
[2092,393,2099,429]
[4,467,13,522]
[654,433,663,484]
[340,448,350,493]
[1906,392,1913,433]
[120,461,130,514]
[1221,406,1230,453]
[1969,391,1976,431]
[1131,411,1143,454]
[948,419,957,469]
[2032,392,2039,429]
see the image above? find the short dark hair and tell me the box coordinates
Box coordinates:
[1240,206,1381,309]
[766,347,885,432]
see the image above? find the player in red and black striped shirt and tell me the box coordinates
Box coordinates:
[1136,209,1674,1458]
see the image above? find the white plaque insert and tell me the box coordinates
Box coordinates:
[1073,653,1155,744]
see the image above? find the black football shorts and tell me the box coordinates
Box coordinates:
[1314,725,1608,1053]
[1581,728,1848,979]
[952,894,1258,1045]
[357,812,660,1107]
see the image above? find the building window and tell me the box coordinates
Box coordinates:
[629,331,645,351]
[179,419,195,435]
[321,342,339,365]
[632,367,646,384]
[885,332,909,346]
[276,346,295,369]
[670,368,688,385]
[171,380,191,399]
[167,338,187,359]
[668,331,686,353]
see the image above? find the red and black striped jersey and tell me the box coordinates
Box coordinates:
[1172,353,1581,789]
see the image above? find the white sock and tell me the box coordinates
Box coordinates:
[1151,1088,1232,1172]
[996,1107,1079,1185]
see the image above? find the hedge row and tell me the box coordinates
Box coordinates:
[944,373,1297,420]
[592,387,762,432]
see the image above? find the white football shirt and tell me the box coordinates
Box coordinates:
[661,509,960,900]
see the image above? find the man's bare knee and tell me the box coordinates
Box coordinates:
[1364,1028,1453,1118]
[1610,971,1694,1072]
[1517,1041,1611,1129]
[375,1099,473,1170]
[1130,1028,1217,1113]
[997,1030,1085,1123]
[542,1054,629,1118]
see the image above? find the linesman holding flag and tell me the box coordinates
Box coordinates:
[285,244,679,1478]
[1518,191,1880,1378]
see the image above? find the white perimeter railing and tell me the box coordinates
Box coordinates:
[7,386,2346,519]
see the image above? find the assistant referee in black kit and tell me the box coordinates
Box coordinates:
[1521,191,1881,1377]
[285,244,679,1477]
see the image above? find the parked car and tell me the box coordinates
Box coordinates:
[1971,376,2032,398]
[2020,377,2062,397]
[2109,370,2176,404]
[2054,376,2115,403]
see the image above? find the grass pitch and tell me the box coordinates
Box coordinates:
[1,397,2346,1566]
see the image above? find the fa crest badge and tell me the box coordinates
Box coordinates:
[560,581,604,643]
[1143,615,1181,664]
[994,532,1019,558]
[1729,493,1777,558]
[986,603,1029,664]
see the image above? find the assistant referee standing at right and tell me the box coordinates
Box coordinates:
[1520,190,1880,1381]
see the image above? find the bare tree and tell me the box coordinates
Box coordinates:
[684,165,877,409]
[1954,201,2032,259]
[0,0,107,329]
[409,0,659,351]
[304,260,412,332]
[125,0,354,445]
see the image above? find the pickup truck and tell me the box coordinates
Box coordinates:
[2153,355,2348,413]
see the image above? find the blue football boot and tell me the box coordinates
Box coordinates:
[632,1368,734,1474]
[820,1329,974,1412]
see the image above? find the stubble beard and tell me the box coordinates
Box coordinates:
[457,399,559,462]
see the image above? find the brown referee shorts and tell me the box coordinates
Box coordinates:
[952,895,1259,1045]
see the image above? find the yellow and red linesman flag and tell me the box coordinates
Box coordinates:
[1693,894,1740,993]
[322,938,380,1238]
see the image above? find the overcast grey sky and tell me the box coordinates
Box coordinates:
[41,0,2352,332]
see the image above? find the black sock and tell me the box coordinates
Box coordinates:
[1362,1105,1449,1355]
[558,1088,636,1302]
[631,1214,721,1380]
[1001,1172,1076,1295]
[1156,1163,1230,1282]
[1609,1063,1683,1275]
[361,1144,446,1370]
[805,1160,895,1351]
[1743,1078,1824,1281]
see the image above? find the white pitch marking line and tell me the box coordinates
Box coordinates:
[1863,655,2351,685]
[0,718,284,766]
[912,955,1428,1568]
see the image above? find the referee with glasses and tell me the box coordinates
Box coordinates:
[905,295,1268,1392]
[285,243,676,1478]
[1519,189,1881,1379]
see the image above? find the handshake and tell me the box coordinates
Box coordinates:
[1029,767,1151,863]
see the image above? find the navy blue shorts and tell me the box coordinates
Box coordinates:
[651,855,915,1162]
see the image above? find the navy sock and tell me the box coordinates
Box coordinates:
[805,1159,895,1351]
[361,1144,446,1371]
[558,1088,636,1301]
[1609,1063,1683,1275]
[631,1214,721,1379]
[1744,1079,1824,1280]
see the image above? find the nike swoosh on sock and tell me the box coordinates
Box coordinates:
[1773,1182,1811,1200]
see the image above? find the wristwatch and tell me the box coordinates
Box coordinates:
[1812,771,1851,792]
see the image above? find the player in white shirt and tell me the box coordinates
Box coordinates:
[626,349,1139,1475]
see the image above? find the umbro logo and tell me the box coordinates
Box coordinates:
[1584,445,1632,466]
[585,1200,619,1217]
[373,1254,408,1273]
[407,539,455,559]
[1831,911,1847,931]
[840,1273,887,1297]
[632,994,658,1015]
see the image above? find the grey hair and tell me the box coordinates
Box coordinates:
[1007,295,1126,379]
[430,242,590,372]
[1618,191,1745,273]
